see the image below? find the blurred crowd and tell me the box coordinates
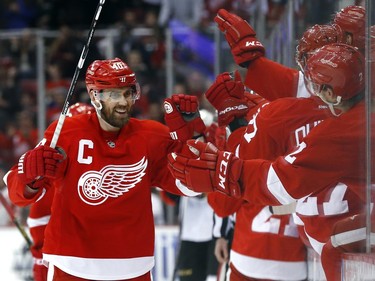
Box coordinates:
[0,0,351,226]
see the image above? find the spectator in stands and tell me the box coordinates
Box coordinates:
[11,110,38,160]
[0,58,22,130]
[0,0,39,30]
[45,63,71,124]
[158,0,205,28]
[48,25,103,79]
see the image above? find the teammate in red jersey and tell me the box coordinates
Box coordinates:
[4,57,205,281]
[167,43,372,281]
[204,71,310,280]
[214,6,364,101]
[27,102,94,281]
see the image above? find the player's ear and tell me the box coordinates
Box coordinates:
[325,87,338,103]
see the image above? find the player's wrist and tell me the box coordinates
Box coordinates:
[228,117,248,133]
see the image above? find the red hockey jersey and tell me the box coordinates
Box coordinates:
[5,113,196,280]
[27,186,53,260]
[240,100,373,253]
[209,96,331,279]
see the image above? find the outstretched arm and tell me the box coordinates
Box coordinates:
[245,57,300,101]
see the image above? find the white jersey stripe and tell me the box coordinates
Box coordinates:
[27,215,51,228]
[266,165,296,204]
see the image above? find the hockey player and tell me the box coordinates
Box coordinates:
[204,71,310,280]
[203,21,348,280]
[214,5,365,100]
[4,58,205,281]
[167,43,372,281]
[27,102,94,281]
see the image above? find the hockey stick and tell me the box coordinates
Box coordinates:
[50,0,106,148]
[0,191,33,248]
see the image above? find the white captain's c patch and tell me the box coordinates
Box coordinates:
[77,157,148,205]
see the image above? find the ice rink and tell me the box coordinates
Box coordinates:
[0,227,31,281]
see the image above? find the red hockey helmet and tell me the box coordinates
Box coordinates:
[296,24,344,71]
[333,5,365,51]
[304,43,365,101]
[67,102,95,117]
[85,57,141,100]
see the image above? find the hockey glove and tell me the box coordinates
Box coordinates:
[18,145,66,187]
[164,94,206,141]
[205,70,250,127]
[204,123,227,150]
[215,9,265,67]
[167,139,243,198]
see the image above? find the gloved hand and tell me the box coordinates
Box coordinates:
[204,123,227,150]
[164,94,206,141]
[205,70,250,127]
[167,140,243,198]
[18,145,65,186]
[242,91,269,118]
[215,9,265,67]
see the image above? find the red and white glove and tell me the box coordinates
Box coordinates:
[164,94,206,141]
[205,70,250,127]
[18,145,66,186]
[215,9,265,67]
[167,139,243,198]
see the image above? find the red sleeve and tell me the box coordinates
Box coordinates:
[240,118,362,205]
[5,167,45,207]
[245,57,299,101]
[207,192,243,217]
[145,121,188,196]
[28,187,54,258]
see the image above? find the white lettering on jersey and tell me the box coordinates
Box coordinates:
[243,113,258,143]
[296,183,349,216]
[294,120,322,146]
[243,103,269,143]
[284,142,307,164]
[77,157,148,205]
[252,206,299,237]
[78,139,94,164]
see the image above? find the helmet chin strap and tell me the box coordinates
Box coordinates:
[318,93,342,116]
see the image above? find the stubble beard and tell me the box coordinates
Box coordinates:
[101,103,132,128]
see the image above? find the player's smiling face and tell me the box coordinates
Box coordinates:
[97,87,135,128]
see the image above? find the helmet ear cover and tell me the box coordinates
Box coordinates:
[85,57,141,100]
